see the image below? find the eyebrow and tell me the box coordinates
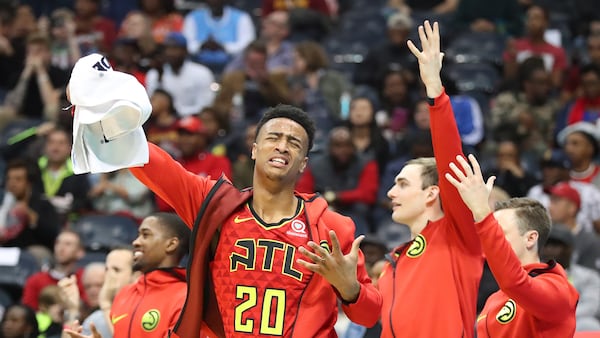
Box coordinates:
[395,177,408,184]
[266,132,303,144]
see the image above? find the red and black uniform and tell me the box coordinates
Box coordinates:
[475,214,578,338]
[377,91,484,337]
[130,143,382,337]
[110,268,187,338]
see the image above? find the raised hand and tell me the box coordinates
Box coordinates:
[445,154,496,222]
[297,230,364,302]
[64,322,103,338]
[407,20,444,98]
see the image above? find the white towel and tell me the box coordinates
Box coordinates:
[69,53,152,174]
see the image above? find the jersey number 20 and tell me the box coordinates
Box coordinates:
[235,285,286,335]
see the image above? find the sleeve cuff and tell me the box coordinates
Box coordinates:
[427,87,447,106]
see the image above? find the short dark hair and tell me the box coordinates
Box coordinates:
[244,40,267,57]
[580,63,600,80]
[153,212,190,260]
[6,159,37,183]
[294,41,328,72]
[255,104,316,154]
[495,198,552,248]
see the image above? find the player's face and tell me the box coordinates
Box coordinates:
[132,216,170,273]
[493,209,528,261]
[387,164,430,225]
[252,118,308,184]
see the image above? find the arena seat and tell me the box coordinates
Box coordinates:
[0,248,40,302]
[72,214,139,252]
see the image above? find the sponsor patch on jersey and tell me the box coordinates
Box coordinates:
[286,219,307,238]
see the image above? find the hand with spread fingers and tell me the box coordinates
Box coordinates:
[407,20,444,98]
[445,154,496,222]
[297,230,364,303]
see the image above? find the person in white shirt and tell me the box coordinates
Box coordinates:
[145,32,215,117]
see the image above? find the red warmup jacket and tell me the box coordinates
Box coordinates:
[22,269,85,311]
[475,214,578,338]
[377,91,484,338]
[130,143,382,338]
[110,268,187,338]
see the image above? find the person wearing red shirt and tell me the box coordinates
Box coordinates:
[503,5,567,88]
[21,230,86,311]
[74,0,117,53]
[446,154,578,338]
[126,105,381,337]
[156,115,232,211]
[377,21,484,337]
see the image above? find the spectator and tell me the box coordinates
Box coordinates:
[547,182,600,271]
[80,262,105,314]
[484,139,538,197]
[490,57,560,160]
[48,8,81,72]
[215,40,290,124]
[563,34,600,99]
[64,213,190,338]
[74,0,117,54]
[225,11,294,74]
[59,248,136,338]
[183,0,256,72]
[156,116,232,212]
[559,64,600,128]
[296,126,379,235]
[527,149,600,235]
[347,97,390,174]
[36,285,63,338]
[4,33,70,123]
[376,70,414,142]
[144,88,180,157]
[38,128,90,224]
[198,106,236,159]
[2,159,59,251]
[453,0,522,36]
[145,32,215,117]
[109,38,146,86]
[289,40,349,121]
[118,11,158,71]
[88,169,155,221]
[503,5,568,88]
[139,0,183,43]
[353,12,417,93]
[0,304,39,338]
[541,225,600,331]
[261,0,334,41]
[557,122,600,189]
[22,230,86,311]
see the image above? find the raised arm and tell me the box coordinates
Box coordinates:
[129,143,216,228]
[446,155,576,321]
[408,21,477,245]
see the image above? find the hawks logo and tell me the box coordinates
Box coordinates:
[406,234,426,258]
[496,299,516,324]
[141,309,160,332]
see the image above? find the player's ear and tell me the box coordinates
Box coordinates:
[426,185,440,202]
[165,237,179,255]
[251,143,257,160]
[299,157,308,173]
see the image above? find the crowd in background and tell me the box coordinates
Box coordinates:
[0,0,600,336]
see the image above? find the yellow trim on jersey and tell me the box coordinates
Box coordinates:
[245,199,305,230]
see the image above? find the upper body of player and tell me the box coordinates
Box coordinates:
[126,104,381,337]
[377,21,484,338]
[64,213,190,338]
[446,154,579,338]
